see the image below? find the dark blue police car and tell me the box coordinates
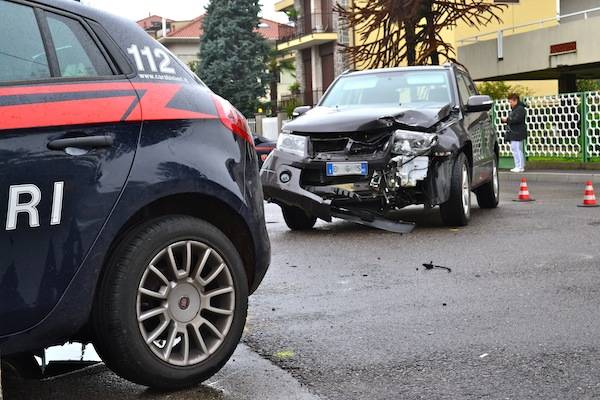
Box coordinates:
[0,0,270,389]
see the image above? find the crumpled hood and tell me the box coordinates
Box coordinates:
[285,104,452,134]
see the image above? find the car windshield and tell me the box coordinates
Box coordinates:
[320,70,454,109]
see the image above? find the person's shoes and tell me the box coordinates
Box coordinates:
[510,168,520,173]
[518,168,526,173]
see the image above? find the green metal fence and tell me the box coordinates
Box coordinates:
[493,91,600,165]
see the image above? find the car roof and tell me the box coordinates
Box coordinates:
[26,0,132,25]
[344,65,454,77]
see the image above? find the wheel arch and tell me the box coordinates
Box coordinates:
[461,141,473,174]
[99,193,257,292]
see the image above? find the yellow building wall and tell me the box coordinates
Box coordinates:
[348,0,559,96]
[454,0,558,96]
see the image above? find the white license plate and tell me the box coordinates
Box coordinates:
[326,162,368,177]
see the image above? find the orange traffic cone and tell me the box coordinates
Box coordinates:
[577,181,599,208]
[513,177,535,202]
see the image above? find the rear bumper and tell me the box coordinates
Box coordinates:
[243,147,271,293]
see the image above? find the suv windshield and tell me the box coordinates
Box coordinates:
[320,70,454,109]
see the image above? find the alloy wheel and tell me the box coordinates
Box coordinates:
[461,164,471,217]
[136,241,235,367]
[492,159,500,200]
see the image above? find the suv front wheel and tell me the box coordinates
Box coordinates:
[475,156,500,209]
[282,205,317,230]
[93,216,248,389]
[440,153,471,227]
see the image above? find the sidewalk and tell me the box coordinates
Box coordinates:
[500,169,600,184]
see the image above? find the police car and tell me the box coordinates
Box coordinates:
[0,0,270,389]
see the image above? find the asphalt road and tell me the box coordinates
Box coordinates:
[4,178,600,399]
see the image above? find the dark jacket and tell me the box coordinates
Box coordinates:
[506,101,527,142]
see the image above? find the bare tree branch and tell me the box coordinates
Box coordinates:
[336,0,506,67]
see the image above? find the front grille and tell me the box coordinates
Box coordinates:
[309,131,392,156]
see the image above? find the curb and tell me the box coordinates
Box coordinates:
[500,171,600,185]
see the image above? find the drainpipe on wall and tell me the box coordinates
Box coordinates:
[497,30,504,60]
[556,0,561,22]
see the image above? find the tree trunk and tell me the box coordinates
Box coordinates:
[405,21,416,66]
[424,1,439,65]
[270,81,278,116]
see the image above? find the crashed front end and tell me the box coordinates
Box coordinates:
[260,107,459,231]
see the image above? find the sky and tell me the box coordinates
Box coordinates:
[80,0,290,23]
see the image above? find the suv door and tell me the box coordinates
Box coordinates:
[456,70,491,187]
[0,0,141,336]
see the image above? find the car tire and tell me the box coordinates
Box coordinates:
[92,216,248,390]
[440,153,471,227]
[281,205,317,230]
[475,157,500,209]
[2,354,42,380]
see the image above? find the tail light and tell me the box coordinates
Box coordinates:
[212,94,254,146]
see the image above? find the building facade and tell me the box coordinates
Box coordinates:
[276,0,600,99]
[137,15,296,102]
[275,0,352,106]
[457,0,600,94]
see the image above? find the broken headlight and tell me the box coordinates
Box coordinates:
[392,130,438,155]
[277,133,308,157]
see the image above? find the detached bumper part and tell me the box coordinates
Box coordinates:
[331,208,415,234]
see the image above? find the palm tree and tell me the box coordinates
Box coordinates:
[267,48,295,115]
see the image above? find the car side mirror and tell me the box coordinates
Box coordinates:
[466,95,493,113]
[292,106,312,118]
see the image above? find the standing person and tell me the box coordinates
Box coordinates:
[502,94,528,173]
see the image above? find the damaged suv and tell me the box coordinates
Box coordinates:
[261,65,499,233]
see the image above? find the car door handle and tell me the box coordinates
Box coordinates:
[48,135,114,151]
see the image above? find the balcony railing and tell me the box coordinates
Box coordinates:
[278,13,335,43]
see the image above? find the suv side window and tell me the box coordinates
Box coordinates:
[464,73,479,97]
[456,72,474,106]
[46,12,112,78]
[0,1,51,82]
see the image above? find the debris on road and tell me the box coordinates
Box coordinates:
[422,261,452,273]
[275,350,295,360]
[479,353,489,359]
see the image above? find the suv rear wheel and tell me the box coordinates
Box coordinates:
[475,157,500,209]
[282,205,317,230]
[440,153,471,227]
[93,216,248,389]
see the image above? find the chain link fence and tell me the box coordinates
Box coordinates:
[493,91,600,162]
